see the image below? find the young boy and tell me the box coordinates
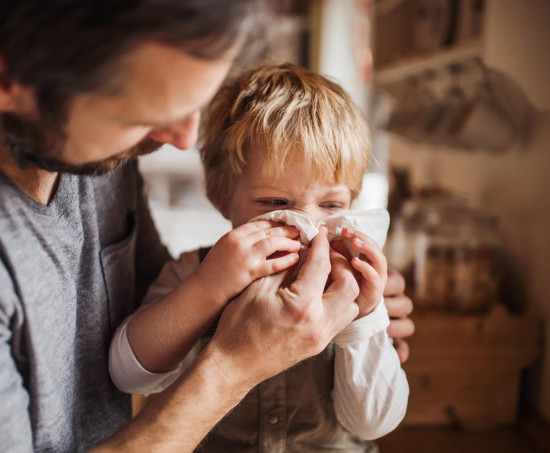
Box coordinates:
[109,63,409,451]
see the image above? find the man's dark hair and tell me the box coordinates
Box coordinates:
[0,0,265,127]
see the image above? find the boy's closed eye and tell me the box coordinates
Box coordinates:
[320,202,346,211]
[257,198,288,207]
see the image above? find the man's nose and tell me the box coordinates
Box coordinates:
[146,111,200,150]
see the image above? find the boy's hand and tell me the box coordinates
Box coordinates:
[331,233,414,363]
[205,227,359,388]
[338,227,388,318]
[195,220,301,305]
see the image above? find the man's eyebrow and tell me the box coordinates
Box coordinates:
[129,112,195,128]
[127,99,211,128]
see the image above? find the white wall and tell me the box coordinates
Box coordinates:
[311,0,370,112]
[388,112,550,421]
[139,147,231,257]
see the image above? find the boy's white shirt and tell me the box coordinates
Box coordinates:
[109,209,409,440]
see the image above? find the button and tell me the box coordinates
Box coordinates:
[267,414,279,425]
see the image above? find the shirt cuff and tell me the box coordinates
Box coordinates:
[333,297,390,347]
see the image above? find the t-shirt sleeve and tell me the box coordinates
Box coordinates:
[0,263,33,452]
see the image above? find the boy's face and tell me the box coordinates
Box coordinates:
[226,148,352,228]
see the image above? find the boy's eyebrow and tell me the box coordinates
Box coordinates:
[325,186,351,193]
[249,185,351,195]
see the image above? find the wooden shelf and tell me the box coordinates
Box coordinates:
[374,40,482,87]
[372,1,550,110]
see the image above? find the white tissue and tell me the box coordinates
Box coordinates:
[249,209,390,255]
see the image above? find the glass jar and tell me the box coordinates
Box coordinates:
[386,194,469,297]
[414,207,503,314]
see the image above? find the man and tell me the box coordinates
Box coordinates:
[0,1,414,451]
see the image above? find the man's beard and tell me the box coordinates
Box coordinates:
[1,113,163,176]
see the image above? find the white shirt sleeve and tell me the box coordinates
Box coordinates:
[332,298,409,440]
[108,250,201,395]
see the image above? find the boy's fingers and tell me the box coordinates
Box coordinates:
[261,252,300,275]
[249,221,300,239]
[256,237,302,257]
[351,257,379,284]
[342,227,380,247]
[245,263,294,296]
[341,229,387,275]
[350,239,387,276]
[251,229,331,300]
[234,219,275,234]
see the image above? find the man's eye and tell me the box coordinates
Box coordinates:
[258,199,288,206]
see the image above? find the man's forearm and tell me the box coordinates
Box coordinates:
[92,345,248,452]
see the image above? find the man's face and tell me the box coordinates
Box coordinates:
[1,42,235,175]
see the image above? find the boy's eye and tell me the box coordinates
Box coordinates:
[258,198,288,207]
[321,202,345,210]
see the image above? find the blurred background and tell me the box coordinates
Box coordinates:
[138,1,550,451]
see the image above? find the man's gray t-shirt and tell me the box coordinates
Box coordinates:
[0,161,170,452]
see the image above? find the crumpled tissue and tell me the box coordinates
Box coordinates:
[249,209,390,257]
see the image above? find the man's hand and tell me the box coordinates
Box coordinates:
[384,268,415,363]
[204,227,360,389]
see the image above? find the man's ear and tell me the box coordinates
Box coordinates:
[0,55,17,112]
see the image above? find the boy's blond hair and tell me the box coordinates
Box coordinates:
[199,63,371,214]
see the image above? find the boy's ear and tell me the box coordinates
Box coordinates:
[0,55,17,112]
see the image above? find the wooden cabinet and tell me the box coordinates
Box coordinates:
[402,305,541,428]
